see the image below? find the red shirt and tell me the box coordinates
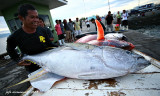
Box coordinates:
[55,24,63,35]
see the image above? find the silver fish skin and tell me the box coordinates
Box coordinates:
[22,43,150,80]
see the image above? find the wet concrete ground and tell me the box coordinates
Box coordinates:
[0,54,30,96]
[123,30,160,61]
[0,16,160,96]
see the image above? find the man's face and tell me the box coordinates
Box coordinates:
[38,19,45,27]
[22,10,39,29]
[76,18,78,21]
[91,20,95,23]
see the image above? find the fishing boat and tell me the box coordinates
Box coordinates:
[0,0,68,42]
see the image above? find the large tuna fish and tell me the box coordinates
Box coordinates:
[76,34,134,50]
[75,20,134,50]
[23,43,150,80]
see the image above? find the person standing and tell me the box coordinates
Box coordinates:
[68,18,75,41]
[59,20,65,34]
[38,17,54,41]
[105,11,113,32]
[96,15,102,22]
[91,18,106,31]
[74,18,81,36]
[55,20,65,45]
[122,10,129,30]
[80,19,82,31]
[85,18,90,31]
[116,11,121,25]
[63,19,72,42]
[7,4,58,73]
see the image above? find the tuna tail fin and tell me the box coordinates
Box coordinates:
[95,20,105,40]
[5,68,48,89]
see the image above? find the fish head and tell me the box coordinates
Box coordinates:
[101,46,150,72]
[105,33,128,41]
[129,51,151,72]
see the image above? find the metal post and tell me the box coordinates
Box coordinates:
[108,0,110,11]
[83,0,87,18]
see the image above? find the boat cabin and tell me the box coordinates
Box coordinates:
[0,0,67,41]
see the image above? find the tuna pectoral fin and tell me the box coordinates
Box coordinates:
[78,72,98,79]
[29,68,65,92]
[95,20,104,40]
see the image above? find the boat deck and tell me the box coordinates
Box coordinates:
[27,64,160,96]
[0,26,160,96]
[25,29,160,96]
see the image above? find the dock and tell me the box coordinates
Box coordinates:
[0,21,160,96]
[24,22,160,96]
[123,30,160,61]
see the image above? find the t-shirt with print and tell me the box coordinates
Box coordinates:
[7,26,57,72]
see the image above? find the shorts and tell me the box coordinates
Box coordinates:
[65,31,71,40]
[122,20,128,26]
[58,34,65,40]
[87,24,90,28]
[117,18,121,24]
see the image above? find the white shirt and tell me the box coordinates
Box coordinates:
[85,19,90,25]
[122,13,128,21]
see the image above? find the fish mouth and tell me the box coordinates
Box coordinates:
[23,59,41,67]
[24,59,37,64]
[130,55,151,72]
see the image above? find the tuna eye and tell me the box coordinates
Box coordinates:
[126,51,131,54]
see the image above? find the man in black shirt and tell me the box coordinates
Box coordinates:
[38,17,54,41]
[91,18,106,31]
[7,4,58,73]
[105,11,113,32]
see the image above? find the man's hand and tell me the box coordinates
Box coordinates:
[18,60,31,66]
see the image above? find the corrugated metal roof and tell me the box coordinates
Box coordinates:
[0,0,67,16]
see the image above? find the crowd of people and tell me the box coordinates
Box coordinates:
[83,10,129,32]
[54,18,82,45]
[39,10,129,46]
